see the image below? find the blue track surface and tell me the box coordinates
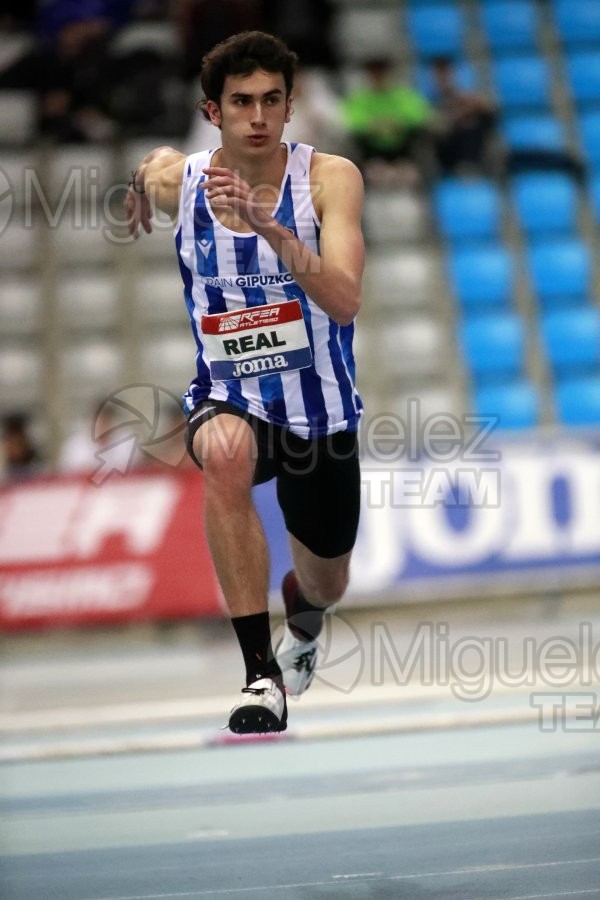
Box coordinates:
[2,724,599,899]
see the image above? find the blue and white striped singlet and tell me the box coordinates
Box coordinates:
[175,142,363,439]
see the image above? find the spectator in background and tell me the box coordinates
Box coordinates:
[36,1,136,142]
[0,412,43,482]
[0,1,138,141]
[430,55,497,176]
[0,0,179,140]
[342,58,433,188]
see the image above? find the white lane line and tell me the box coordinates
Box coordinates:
[84,880,367,899]
[484,892,600,900]
[1,682,437,732]
[332,872,382,879]
[390,857,600,880]
[0,704,544,762]
[81,858,600,900]
[185,830,229,840]
[5,674,593,733]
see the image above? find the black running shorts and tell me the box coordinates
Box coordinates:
[185,399,361,559]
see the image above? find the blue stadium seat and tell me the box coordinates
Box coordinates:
[541,308,600,376]
[511,172,578,236]
[406,5,465,58]
[590,172,600,223]
[492,57,551,110]
[566,52,600,107]
[474,379,540,428]
[579,111,600,168]
[502,114,566,151]
[449,245,514,312]
[553,0,600,48]
[555,377,600,425]
[527,238,591,306]
[433,179,501,243]
[459,312,525,382]
[482,1,539,54]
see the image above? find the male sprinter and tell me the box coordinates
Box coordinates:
[125,31,364,734]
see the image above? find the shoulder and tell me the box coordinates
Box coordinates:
[310,151,362,183]
[310,152,364,218]
[182,148,214,177]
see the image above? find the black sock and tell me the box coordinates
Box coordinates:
[284,585,326,642]
[231,612,283,686]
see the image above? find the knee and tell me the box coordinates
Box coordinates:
[300,564,350,606]
[193,419,257,491]
[197,438,254,499]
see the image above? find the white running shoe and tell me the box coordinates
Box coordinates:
[275,625,318,696]
[228,677,287,734]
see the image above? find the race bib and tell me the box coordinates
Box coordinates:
[201,300,313,380]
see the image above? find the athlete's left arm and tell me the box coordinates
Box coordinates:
[299,154,365,326]
[265,155,365,326]
[203,155,364,326]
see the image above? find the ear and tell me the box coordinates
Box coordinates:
[285,96,293,124]
[206,100,222,127]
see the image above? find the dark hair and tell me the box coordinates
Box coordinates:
[431,55,454,69]
[2,412,29,435]
[198,31,298,120]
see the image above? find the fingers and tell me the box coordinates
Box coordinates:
[124,189,153,237]
[203,179,237,206]
[128,218,153,238]
[199,175,234,193]
[210,194,232,207]
[199,167,252,218]
[202,179,246,208]
[200,168,243,193]
[124,195,139,238]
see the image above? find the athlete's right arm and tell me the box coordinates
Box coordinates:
[124,146,186,238]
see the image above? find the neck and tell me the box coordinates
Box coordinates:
[215,143,287,188]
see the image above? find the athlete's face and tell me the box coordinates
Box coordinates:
[206,69,292,153]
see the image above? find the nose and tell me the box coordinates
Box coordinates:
[251,102,266,126]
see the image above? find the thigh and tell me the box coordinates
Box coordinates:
[276,430,361,559]
[185,399,277,485]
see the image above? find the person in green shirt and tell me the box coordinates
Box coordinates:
[342,57,433,184]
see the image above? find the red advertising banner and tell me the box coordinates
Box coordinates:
[0,469,225,630]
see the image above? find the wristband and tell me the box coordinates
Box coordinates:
[128,170,146,194]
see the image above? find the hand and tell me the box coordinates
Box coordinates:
[200,167,274,230]
[124,186,153,238]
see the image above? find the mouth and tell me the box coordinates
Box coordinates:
[248,134,268,145]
